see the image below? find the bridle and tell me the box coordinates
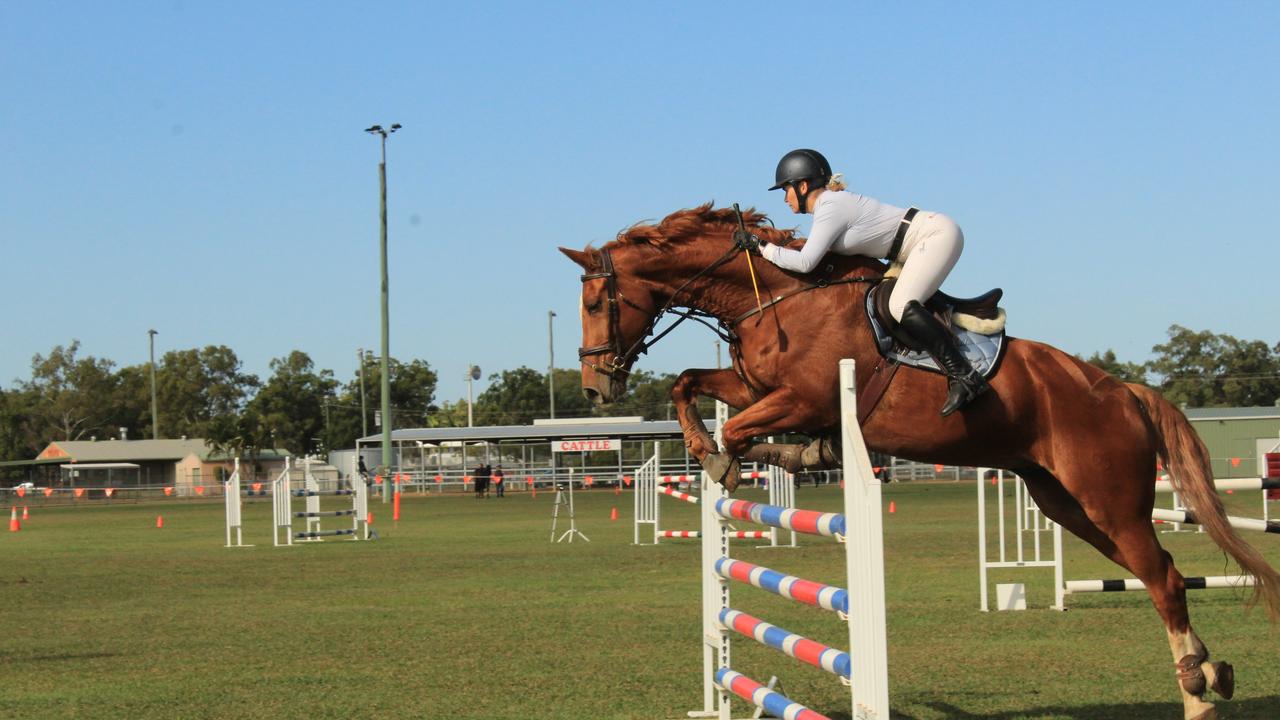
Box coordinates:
[576,244,743,379]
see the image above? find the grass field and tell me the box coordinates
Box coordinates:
[2,482,1278,720]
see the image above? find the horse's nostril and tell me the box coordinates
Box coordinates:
[583,387,602,404]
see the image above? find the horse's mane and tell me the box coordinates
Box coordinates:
[603,202,885,281]
[613,202,798,249]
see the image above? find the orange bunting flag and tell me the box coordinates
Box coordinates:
[43,488,53,497]
[872,466,882,474]
[1231,457,1241,467]
[163,486,174,496]
[934,464,945,473]
[463,476,471,485]
[374,475,383,485]
[585,476,594,486]
[195,486,205,495]
[15,487,24,498]
[75,488,85,498]
[623,475,632,486]
[252,483,262,493]
[105,488,115,497]
[435,475,443,483]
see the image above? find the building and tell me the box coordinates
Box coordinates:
[27,438,291,491]
[1185,407,1280,479]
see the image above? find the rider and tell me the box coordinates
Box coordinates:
[758,148,989,416]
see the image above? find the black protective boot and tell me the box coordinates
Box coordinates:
[897,300,991,416]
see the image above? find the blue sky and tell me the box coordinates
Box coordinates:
[3,2,1276,404]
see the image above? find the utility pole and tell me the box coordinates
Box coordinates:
[365,122,401,504]
[548,310,556,419]
[148,329,159,439]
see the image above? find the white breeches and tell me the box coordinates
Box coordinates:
[887,211,964,321]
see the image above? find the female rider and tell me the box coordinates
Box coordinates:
[759,148,989,416]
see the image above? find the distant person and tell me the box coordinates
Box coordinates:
[473,464,486,499]
[493,465,505,498]
[358,456,371,484]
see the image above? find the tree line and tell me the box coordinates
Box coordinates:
[0,342,709,461]
[1,324,1275,461]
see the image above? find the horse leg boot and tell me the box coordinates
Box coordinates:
[739,435,839,474]
[897,300,990,417]
[1169,629,1235,720]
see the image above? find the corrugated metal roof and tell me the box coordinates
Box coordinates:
[357,418,717,445]
[1185,407,1280,421]
[42,438,214,462]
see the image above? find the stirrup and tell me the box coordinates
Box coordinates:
[940,375,989,417]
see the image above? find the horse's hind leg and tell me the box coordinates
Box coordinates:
[1020,466,1232,720]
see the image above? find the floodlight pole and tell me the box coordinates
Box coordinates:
[357,348,369,438]
[366,122,401,504]
[148,329,159,439]
[548,310,556,419]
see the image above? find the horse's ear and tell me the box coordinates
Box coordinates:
[559,247,595,270]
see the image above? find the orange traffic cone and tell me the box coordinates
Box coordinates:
[9,506,20,532]
[366,512,374,525]
[888,501,896,514]
[155,515,164,529]
[610,507,618,521]
[22,506,29,521]
[531,487,537,499]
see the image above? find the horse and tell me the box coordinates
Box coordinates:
[560,202,1280,720]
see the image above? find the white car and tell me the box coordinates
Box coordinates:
[11,482,36,493]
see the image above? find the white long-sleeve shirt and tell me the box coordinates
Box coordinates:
[763,191,909,273]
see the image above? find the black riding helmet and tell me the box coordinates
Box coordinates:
[769,148,832,212]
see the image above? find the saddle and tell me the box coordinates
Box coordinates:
[866,278,1008,378]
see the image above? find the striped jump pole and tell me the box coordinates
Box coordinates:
[694,360,889,720]
[1066,575,1255,594]
[1151,508,1280,535]
[272,457,369,547]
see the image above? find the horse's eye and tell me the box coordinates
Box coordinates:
[585,301,602,314]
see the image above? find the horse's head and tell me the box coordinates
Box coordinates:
[559,243,660,405]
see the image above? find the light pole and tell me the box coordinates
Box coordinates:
[148,329,159,439]
[365,122,401,504]
[466,365,480,427]
[548,310,556,419]
[357,348,369,438]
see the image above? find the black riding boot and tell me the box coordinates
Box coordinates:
[897,300,991,416]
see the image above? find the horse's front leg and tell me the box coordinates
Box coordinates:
[714,386,837,492]
[670,367,754,465]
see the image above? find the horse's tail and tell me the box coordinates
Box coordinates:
[1128,382,1280,622]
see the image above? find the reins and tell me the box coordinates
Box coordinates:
[576,223,882,381]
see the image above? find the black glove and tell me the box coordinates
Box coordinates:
[733,228,762,255]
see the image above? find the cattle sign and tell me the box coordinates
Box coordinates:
[552,438,620,453]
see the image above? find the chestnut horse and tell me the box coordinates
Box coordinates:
[560,203,1279,720]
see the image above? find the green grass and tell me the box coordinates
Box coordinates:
[2,483,1278,719]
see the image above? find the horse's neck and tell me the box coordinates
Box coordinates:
[642,248,764,321]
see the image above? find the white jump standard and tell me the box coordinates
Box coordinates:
[272,457,369,546]
[694,360,889,720]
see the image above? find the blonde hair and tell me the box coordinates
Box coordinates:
[826,172,847,192]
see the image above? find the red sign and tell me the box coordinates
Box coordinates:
[552,438,620,453]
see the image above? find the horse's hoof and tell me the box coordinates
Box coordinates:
[702,453,740,493]
[1209,661,1234,700]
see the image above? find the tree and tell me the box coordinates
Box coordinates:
[245,351,339,455]
[1146,325,1280,408]
[1082,350,1149,385]
[22,341,120,441]
[156,346,260,439]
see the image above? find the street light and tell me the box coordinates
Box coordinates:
[365,122,401,504]
[466,365,480,427]
[548,310,556,419]
[148,329,159,439]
